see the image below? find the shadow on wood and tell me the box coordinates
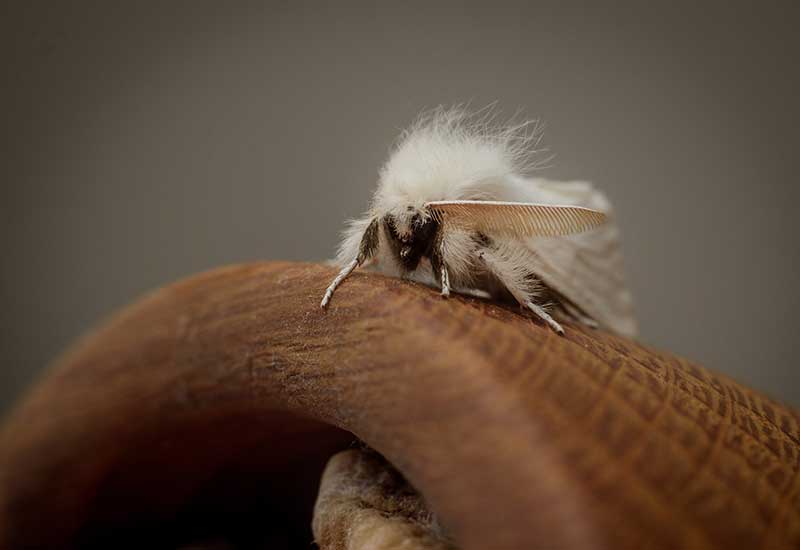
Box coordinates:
[1,262,798,549]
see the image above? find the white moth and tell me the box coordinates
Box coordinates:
[321,107,637,337]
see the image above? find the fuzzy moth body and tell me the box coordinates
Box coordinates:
[322,107,637,337]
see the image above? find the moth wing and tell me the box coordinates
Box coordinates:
[425,200,607,238]
[522,179,638,338]
[426,191,637,337]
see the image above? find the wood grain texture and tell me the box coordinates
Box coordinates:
[1,261,799,549]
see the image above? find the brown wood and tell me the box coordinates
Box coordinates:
[1,261,799,549]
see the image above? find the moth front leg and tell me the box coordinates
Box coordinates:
[478,247,565,335]
[320,218,380,308]
[429,229,451,297]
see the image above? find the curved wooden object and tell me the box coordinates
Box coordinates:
[1,262,798,549]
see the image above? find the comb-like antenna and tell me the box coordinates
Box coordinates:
[425,200,607,238]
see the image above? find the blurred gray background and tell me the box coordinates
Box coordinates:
[2,1,798,412]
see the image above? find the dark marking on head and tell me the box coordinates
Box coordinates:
[382,212,439,272]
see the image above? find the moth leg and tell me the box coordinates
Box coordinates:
[525,301,565,335]
[454,287,491,299]
[429,227,451,297]
[438,239,451,297]
[478,248,565,335]
[320,218,380,308]
[440,265,451,297]
[320,259,358,308]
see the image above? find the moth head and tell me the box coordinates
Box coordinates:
[383,205,438,271]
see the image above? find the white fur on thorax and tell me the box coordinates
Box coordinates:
[336,106,549,270]
[374,107,546,212]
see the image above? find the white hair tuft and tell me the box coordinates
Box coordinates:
[372,105,550,214]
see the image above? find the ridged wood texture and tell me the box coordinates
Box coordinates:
[1,262,799,549]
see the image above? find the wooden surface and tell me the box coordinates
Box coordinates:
[1,261,799,549]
